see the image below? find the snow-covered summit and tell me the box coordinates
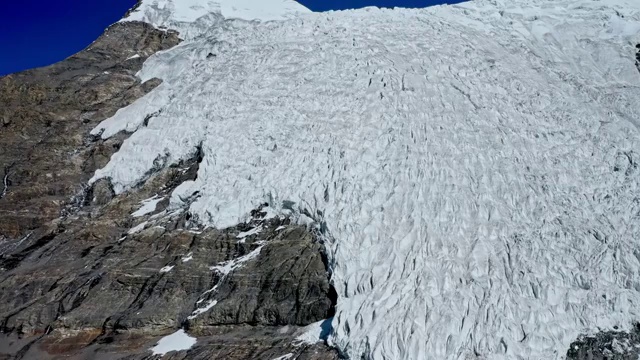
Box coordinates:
[124,0,311,33]
[95,0,640,358]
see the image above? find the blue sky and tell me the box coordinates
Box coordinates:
[0,0,460,76]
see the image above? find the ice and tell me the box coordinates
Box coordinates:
[159,265,175,273]
[150,329,197,355]
[93,0,640,358]
[131,195,164,217]
[126,54,141,60]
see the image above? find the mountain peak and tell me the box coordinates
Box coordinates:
[124,0,311,28]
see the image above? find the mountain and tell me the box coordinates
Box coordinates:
[2,0,640,359]
[0,2,335,359]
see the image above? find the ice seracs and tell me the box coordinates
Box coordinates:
[94,0,640,358]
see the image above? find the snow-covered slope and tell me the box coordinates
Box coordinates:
[124,0,311,37]
[93,0,640,358]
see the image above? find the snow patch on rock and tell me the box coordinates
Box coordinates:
[132,195,164,217]
[236,226,262,239]
[123,0,310,37]
[128,221,148,234]
[209,245,264,275]
[295,318,332,345]
[150,329,197,355]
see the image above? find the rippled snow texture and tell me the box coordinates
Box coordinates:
[94,0,640,358]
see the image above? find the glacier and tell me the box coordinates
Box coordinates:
[123,0,311,38]
[91,0,640,358]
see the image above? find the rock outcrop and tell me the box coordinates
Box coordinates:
[636,44,640,73]
[0,21,180,239]
[0,15,337,360]
[567,326,640,360]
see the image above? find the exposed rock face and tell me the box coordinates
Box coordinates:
[0,21,179,239]
[567,326,640,360]
[0,17,337,360]
[196,225,337,327]
[0,165,336,358]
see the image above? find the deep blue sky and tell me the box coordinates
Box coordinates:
[0,0,460,76]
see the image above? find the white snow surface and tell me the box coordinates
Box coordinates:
[159,265,175,273]
[93,0,640,358]
[188,299,218,319]
[236,225,262,238]
[127,221,148,234]
[131,195,164,217]
[295,318,332,345]
[123,0,310,37]
[150,329,197,355]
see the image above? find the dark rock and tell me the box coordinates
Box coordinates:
[1,115,10,128]
[190,225,336,327]
[89,178,115,206]
[567,325,640,360]
[1,326,339,359]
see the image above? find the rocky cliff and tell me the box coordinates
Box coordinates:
[0,14,337,360]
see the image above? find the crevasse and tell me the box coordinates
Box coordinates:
[92,0,640,358]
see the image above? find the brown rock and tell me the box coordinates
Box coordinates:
[0,21,180,239]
